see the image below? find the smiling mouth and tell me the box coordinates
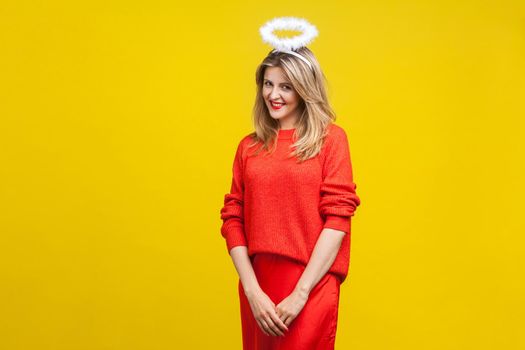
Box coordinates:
[270,101,286,110]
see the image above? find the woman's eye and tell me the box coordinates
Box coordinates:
[264,82,291,90]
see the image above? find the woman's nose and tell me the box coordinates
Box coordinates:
[269,88,280,100]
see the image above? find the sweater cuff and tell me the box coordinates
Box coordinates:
[224,225,248,252]
[323,215,350,234]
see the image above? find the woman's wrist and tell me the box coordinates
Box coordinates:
[294,284,311,298]
[243,282,262,298]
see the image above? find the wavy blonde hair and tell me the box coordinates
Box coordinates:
[247,46,337,163]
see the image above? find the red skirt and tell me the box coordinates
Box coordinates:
[238,253,341,350]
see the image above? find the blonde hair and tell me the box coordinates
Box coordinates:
[247,47,337,163]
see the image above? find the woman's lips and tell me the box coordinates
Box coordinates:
[270,102,285,110]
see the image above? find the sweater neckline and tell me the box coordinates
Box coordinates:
[278,128,296,140]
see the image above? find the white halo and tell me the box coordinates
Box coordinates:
[259,17,318,51]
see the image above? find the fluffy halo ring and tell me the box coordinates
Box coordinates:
[259,17,318,52]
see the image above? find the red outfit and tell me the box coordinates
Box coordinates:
[220,123,361,283]
[220,123,360,349]
[239,253,341,350]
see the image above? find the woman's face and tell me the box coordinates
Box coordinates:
[263,66,302,129]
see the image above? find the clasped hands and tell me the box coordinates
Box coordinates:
[245,287,309,337]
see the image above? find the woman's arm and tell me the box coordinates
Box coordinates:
[274,227,345,327]
[294,228,345,296]
[229,246,289,337]
[293,125,358,295]
[229,246,261,295]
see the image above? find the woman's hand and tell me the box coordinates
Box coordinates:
[245,288,289,336]
[275,289,309,327]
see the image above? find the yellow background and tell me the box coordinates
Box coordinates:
[1,1,524,349]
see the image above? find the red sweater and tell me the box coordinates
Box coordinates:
[220,123,361,283]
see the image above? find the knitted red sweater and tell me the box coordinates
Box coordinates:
[220,123,361,283]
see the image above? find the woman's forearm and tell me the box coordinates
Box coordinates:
[229,246,262,297]
[294,228,345,295]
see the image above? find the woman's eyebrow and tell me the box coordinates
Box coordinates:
[264,79,292,85]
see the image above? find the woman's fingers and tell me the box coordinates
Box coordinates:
[257,311,286,336]
[257,319,270,336]
[280,313,292,327]
[264,315,284,336]
[268,310,289,333]
[261,318,279,336]
[249,289,291,337]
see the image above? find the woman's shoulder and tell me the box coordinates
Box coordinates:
[238,131,257,146]
[234,131,259,155]
[326,122,347,137]
[324,122,349,144]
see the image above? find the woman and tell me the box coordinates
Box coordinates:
[220,45,361,349]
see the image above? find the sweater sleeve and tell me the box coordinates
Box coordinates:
[220,138,248,253]
[319,127,361,234]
